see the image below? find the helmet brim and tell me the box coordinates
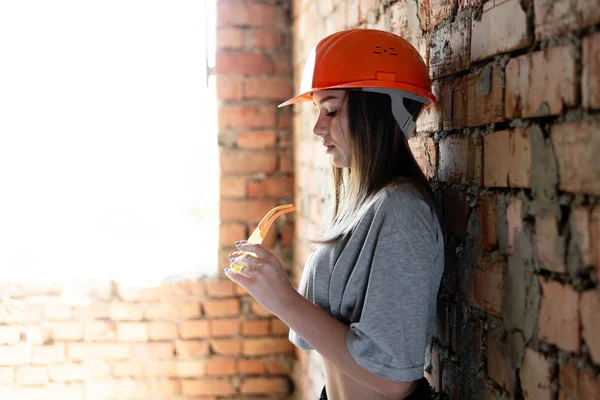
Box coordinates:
[278,80,437,108]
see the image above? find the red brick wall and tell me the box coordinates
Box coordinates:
[0,279,293,399]
[215,0,296,398]
[291,0,600,399]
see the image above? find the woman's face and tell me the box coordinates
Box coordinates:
[312,90,350,168]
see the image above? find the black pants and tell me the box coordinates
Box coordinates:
[318,377,432,400]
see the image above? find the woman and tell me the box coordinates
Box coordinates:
[226,29,444,399]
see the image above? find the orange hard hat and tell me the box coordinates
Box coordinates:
[278,29,435,137]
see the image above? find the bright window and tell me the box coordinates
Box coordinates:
[0,0,219,285]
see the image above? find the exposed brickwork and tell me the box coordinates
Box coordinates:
[292,0,600,398]
[0,278,293,399]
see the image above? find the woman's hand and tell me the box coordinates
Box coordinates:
[226,240,298,316]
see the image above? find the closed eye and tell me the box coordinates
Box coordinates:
[326,110,338,117]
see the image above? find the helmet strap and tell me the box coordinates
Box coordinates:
[361,88,429,139]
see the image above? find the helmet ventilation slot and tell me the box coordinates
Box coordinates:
[373,46,398,56]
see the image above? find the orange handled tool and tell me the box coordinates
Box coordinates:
[230,204,296,273]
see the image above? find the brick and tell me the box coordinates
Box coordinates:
[0,326,20,344]
[49,363,85,382]
[112,361,144,378]
[217,1,276,27]
[443,189,470,242]
[279,149,293,172]
[438,135,482,185]
[483,129,531,188]
[117,322,148,342]
[144,302,201,320]
[478,195,497,251]
[270,318,289,335]
[245,77,293,100]
[487,322,516,393]
[534,0,600,40]
[580,290,600,364]
[72,303,109,320]
[535,216,567,273]
[505,46,577,119]
[109,302,143,321]
[85,321,116,342]
[248,176,295,198]
[16,366,48,385]
[242,320,270,336]
[243,338,294,356]
[0,367,14,384]
[216,76,244,100]
[453,65,504,128]
[147,379,180,398]
[216,28,243,50]
[520,348,552,400]
[181,378,236,396]
[408,136,437,180]
[44,304,71,320]
[205,279,236,297]
[149,321,178,340]
[175,340,209,358]
[571,207,593,267]
[266,359,290,374]
[144,360,175,377]
[247,28,281,49]
[32,343,66,365]
[179,320,210,339]
[582,32,600,109]
[220,150,278,174]
[239,359,266,374]
[390,0,428,65]
[216,52,274,76]
[114,380,149,398]
[220,199,278,223]
[358,0,381,24]
[538,279,580,353]
[237,130,277,149]
[507,197,523,256]
[418,0,455,31]
[50,321,84,341]
[282,222,294,246]
[176,360,206,378]
[559,360,600,400]
[68,343,132,361]
[211,339,242,355]
[203,299,240,317]
[219,104,277,130]
[220,177,247,199]
[82,360,111,379]
[132,343,173,359]
[210,319,240,337]
[429,10,471,78]
[471,0,532,62]
[241,377,289,394]
[592,207,600,273]
[551,121,600,196]
[206,359,237,376]
[474,254,505,316]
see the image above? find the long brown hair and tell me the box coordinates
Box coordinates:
[316,90,441,244]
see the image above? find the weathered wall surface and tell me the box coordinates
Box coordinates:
[291,0,600,399]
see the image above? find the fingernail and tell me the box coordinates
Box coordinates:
[235,243,241,248]
[224,268,231,274]
[228,253,234,259]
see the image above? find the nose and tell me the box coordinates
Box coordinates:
[312,110,330,137]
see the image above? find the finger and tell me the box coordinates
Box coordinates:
[237,265,258,280]
[235,242,273,260]
[224,267,253,287]
[231,254,264,269]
